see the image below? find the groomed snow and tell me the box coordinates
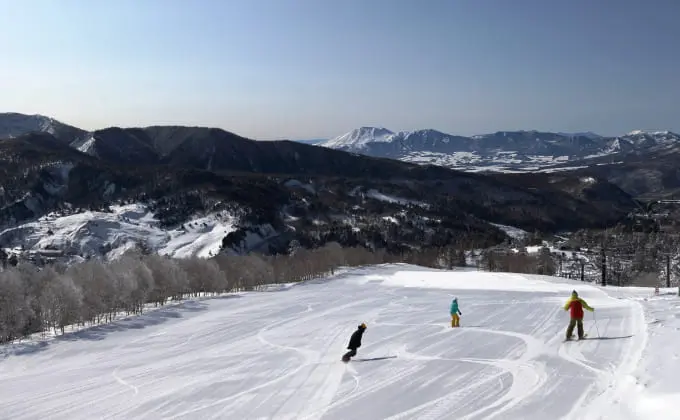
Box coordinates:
[0,264,674,419]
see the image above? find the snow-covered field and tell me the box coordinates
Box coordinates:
[0,204,236,262]
[401,151,576,173]
[1,264,675,419]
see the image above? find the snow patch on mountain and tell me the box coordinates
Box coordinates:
[489,222,528,239]
[323,126,680,173]
[401,151,570,173]
[0,203,236,263]
[619,130,680,148]
[323,127,394,149]
[557,131,602,140]
[283,179,316,194]
[346,187,429,208]
[627,130,672,136]
[0,112,86,144]
[71,135,98,156]
[0,113,59,138]
[580,176,597,185]
[366,189,428,207]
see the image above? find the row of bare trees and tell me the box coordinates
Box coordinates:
[0,242,455,344]
[568,227,680,288]
[11,226,678,346]
[478,246,557,276]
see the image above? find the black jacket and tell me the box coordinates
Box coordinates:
[347,327,365,350]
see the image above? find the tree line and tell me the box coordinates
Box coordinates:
[6,226,676,345]
[478,226,680,290]
[568,226,680,288]
[478,246,558,276]
[0,242,461,345]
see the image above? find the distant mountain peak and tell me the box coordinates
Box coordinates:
[626,129,673,136]
[557,131,602,140]
[352,126,394,137]
[0,112,86,144]
[1,112,59,136]
[322,126,395,149]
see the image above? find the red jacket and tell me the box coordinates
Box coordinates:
[564,297,594,319]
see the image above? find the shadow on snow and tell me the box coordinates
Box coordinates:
[585,334,634,341]
[1,295,242,359]
[354,356,398,362]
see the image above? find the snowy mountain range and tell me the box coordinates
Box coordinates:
[0,113,650,263]
[3,112,677,174]
[320,127,680,172]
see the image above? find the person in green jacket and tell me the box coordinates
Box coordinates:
[450,297,462,328]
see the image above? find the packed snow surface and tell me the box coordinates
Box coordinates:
[0,264,674,419]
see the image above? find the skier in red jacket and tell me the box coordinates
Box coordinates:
[563,290,594,340]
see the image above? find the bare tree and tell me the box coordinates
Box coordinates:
[143,254,189,305]
[67,261,117,324]
[314,242,345,275]
[178,257,225,296]
[0,269,33,343]
[536,247,557,276]
[239,254,274,290]
[39,272,82,334]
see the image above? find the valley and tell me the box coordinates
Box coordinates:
[0,113,642,266]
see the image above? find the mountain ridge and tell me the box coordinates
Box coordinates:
[5,113,677,167]
[319,126,680,173]
[0,112,646,265]
[323,126,680,152]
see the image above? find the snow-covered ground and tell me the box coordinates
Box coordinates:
[490,222,528,239]
[0,264,675,419]
[0,204,236,262]
[401,151,576,173]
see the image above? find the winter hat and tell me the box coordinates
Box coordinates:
[571,290,578,297]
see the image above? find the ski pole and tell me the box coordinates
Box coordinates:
[593,311,601,338]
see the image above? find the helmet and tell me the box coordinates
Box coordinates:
[359,323,367,329]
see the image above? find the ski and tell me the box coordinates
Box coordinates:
[564,333,588,342]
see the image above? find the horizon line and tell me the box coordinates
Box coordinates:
[1,111,676,141]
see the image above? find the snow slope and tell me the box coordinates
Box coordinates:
[321,126,680,173]
[0,265,670,419]
[0,203,236,262]
[323,127,394,149]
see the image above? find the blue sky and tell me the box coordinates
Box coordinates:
[1,0,678,139]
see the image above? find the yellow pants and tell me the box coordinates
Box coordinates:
[451,313,460,328]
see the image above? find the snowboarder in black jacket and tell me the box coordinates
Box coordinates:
[342,323,366,362]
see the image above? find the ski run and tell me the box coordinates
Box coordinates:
[1,264,678,419]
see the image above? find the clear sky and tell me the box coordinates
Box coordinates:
[1,0,678,139]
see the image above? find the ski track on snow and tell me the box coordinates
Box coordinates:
[0,268,644,420]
